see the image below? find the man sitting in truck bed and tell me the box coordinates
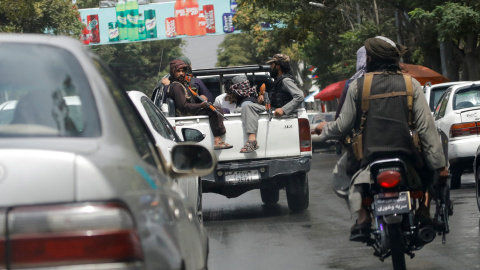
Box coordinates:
[167,60,233,150]
[240,54,304,153]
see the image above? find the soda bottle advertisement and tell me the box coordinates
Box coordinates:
[126,0,139,41]
[78,0,256,45]
[115,0,128,40]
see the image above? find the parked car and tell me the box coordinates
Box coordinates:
[128,90,206,222]
[434,81,480,189]
[310,112,336,150]
[0,33,214,270]
[423,81,471,113]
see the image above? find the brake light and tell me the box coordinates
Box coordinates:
[8,202,143,268]
[299,118,312,152]
[377,170,401,188]
[450,122,479,138]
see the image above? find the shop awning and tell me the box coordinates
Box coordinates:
[400,63,450,85]
[314,79,347,101]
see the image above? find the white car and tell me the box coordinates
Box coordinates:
[0,33,214,270]
[310,112,336,150]
[434,81,480,188]
[423,81,471,113]
[128,90,207,222]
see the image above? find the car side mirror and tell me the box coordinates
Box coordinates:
[181,128,205,142]
[168,143,216,178]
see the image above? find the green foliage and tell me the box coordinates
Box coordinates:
[0,0,83,36]
[90,39,184,96]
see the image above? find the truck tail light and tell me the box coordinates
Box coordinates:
[299,118,312,152]
[8,202,143,268]
[450,122,479,138]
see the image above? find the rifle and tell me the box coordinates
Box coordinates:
[259,83,273,121]
[187,84,228,121]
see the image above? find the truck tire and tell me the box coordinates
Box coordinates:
[286,173,309,213]
[260,187,279,206]
[197,177,203,223]
[450,165,462,190]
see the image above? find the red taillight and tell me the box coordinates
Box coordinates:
[8,202,143,268]
[450,122,478,138]
[377,170,401,188]
[299,118,312,152]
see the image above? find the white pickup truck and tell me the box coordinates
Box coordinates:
[152,65,312,212]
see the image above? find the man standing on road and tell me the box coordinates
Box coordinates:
[167,60,232,150]
[239,54,304,153]
[315,36,448,241]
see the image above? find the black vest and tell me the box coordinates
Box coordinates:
[355,73,422,168]
[270,74,294,108]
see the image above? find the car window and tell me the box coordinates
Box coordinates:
[140,96,179,142]
[430,86,452,112]
[0,43,100,137]
[453,86,480,110]
[93,59,157,166]
[435,90,451,120]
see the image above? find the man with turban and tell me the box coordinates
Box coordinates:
[314,36,448,241]
[168,60,232,150]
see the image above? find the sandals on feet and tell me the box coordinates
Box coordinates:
[214,141,233,150]
[240,140,259,153]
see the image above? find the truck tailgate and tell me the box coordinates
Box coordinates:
[172,112,301,161]
[220,112,300,161]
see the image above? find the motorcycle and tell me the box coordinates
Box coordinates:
[360,158,453,270]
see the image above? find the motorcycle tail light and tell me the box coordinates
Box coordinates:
[299,118,312,152]
[8,202,143,268]
[450,122,478,138]
[377,170,401,188]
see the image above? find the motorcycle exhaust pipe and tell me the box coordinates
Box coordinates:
[418,225,436,244]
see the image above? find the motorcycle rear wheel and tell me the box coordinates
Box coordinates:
[388,223,406,270]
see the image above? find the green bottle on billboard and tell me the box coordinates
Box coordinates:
[144,9,157,38]
[115,0,127,40]
[138,14,146,40]
[126,0,139,41]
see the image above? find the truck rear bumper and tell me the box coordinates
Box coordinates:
[201,155,312,197]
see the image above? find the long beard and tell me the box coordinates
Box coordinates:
[269,68,279,78]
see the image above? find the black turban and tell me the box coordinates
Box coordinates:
[169,60,187,77]
[364,36,407,62]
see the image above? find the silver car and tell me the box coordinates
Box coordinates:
[0,34,213,270]
[128,90,206,222]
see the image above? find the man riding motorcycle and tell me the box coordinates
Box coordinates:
[315,36,449,241]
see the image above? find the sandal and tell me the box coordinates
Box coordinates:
[214,141,233,150]
[240,140,259,153]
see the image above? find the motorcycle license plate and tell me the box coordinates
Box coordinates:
[374,192,411,216]
[225,170,260,184]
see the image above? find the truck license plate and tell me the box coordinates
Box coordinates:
[374,192,410,216]
[225,170,260,183]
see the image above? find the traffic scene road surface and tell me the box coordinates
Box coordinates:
[203,149,480,270]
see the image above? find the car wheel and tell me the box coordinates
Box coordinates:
[286,173,309,213]
[197,177,203,223]
[476,167,480,212]
[450,165,462,190]
[260,187,279,206]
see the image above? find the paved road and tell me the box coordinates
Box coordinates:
[203,149,480,270]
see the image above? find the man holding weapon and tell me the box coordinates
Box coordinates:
[239,54,304,153]
[167,60,233,150]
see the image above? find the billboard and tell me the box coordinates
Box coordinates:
[78,0,241,45]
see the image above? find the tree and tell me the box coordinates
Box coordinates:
[409,2,480,80]
[90,39,184,96]
[0,0,83,36]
